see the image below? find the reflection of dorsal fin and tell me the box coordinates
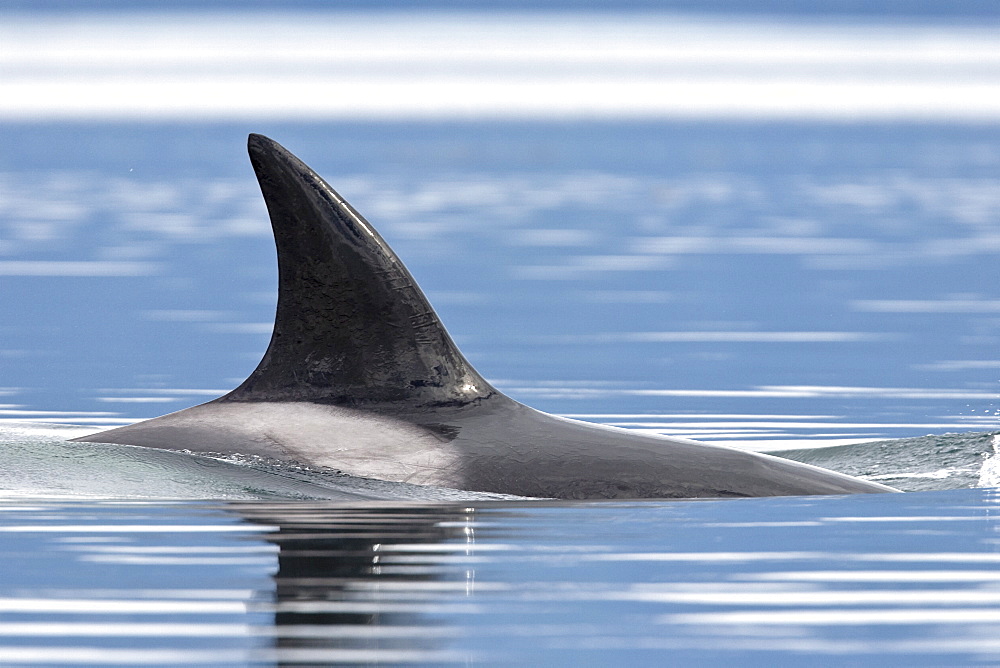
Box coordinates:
[222,134,495,407]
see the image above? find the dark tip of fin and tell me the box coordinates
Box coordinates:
[224,134,496,407]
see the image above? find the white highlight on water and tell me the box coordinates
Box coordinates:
[2,12,1000,120]
[0,261,158,276]
[977,435,1000,488]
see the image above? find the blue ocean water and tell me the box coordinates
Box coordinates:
[1,490,1000,666]
[2,121,998,446]
[1,116,998,666]
[2,2,1000,665]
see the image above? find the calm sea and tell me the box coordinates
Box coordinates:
[1,3,999,665]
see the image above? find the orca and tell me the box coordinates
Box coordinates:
[74,134,896,499]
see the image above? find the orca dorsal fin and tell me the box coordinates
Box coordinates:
[222,134,496,407]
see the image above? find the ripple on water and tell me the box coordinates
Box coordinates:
[1,490,1000,665]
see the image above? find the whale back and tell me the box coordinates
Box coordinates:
[223,134,495,407]
[72,134,897,500]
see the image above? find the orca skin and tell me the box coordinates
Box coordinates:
[75,134,897,499]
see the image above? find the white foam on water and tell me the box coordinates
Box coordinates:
[976,435,1000,488]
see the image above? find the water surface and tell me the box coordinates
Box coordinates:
[2,489,999,666]
[2,4,1000,666]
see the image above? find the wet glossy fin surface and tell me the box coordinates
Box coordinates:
[225,134,494,407]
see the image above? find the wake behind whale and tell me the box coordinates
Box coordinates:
[74,134,895,499]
